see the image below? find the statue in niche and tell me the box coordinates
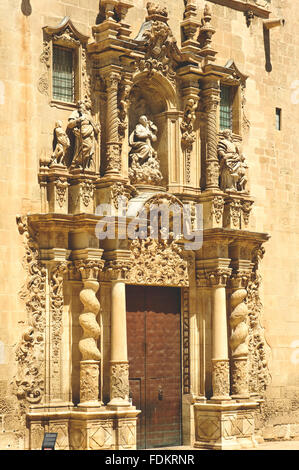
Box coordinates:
[50,121,70,167]
[67,101,100,172]
[218,129,248,192]
[129,115,163,185]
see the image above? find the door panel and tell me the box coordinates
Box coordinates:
[126,285,181,449]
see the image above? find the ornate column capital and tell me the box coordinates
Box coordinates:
[104,70,122,90]
[202,92,221,113]
[105,259,132,281]
[207,267,232,287]
[230,269,251,290]
[75,259,105,282]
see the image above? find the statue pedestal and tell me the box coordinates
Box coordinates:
[194,401,259,450]
[47,166,69,214]
[223,194,254,230]
[69,172,97,214]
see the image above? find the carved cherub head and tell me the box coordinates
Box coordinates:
[55,120,63,129]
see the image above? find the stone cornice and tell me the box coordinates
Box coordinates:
[206,0,271,19]
[202,228,270,245]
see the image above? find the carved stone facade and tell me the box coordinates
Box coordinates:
[126,237,190,287]
[0,0,298,451]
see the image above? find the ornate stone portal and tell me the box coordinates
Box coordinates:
[15,2,271,450]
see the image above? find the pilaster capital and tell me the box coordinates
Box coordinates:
[230,259,253,289]
[49,260,70,277]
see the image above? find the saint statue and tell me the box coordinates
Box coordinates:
[67,101,100,172]
[129,115,162,185]
[50,121,70,166]
[218,129,248,192]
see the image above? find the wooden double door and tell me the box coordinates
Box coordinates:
[126,285,182,449]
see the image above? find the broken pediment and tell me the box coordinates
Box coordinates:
[43,16,89,46]
[225,59,249,84]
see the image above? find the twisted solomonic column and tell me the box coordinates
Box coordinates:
[105,72,122,175]
[229,271,251,399]
[75,259,104,407]
[202,84,221,190]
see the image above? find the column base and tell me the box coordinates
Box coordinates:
[77,401,104,412]
[107,397,134,409]
[193,400,259,450]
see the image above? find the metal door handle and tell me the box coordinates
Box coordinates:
[158,386,163,400]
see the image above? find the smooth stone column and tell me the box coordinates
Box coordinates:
[108,266,131,408]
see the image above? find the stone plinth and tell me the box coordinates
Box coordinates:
[28,408,140,450]
[69,408,140,450]
[194,401,259,450]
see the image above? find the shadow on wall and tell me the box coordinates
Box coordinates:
[21,0,32,16]
[263,28,272,73]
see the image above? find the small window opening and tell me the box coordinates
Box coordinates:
[276,108,281,130]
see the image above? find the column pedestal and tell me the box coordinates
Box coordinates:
[194,401,259,450]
